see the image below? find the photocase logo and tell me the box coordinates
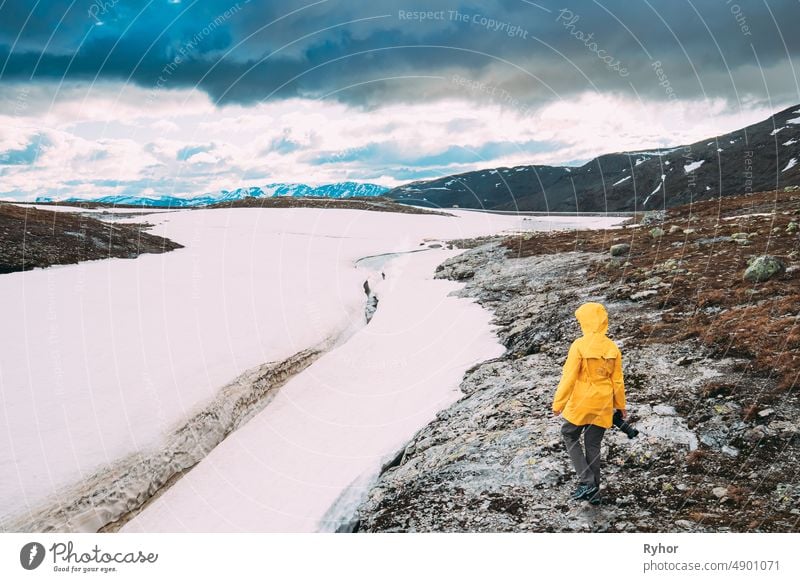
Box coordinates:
[20,542,46,570]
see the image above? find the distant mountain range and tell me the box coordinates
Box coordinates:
[384,104,800,212]
[35,182,389,207]
[29,104,800,213]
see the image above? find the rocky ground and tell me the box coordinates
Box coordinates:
[354,190,800,533]
[0,203,182,274]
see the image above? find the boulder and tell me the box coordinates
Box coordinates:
[743,255,785,282]
[695,235,732,246]
[641,210,667,225]
[610,243,630,256]
[630,289,658,300]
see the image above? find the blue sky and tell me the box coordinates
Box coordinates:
[1,0,799,200]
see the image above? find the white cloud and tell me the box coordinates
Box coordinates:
[151,120,180,133]
[186,151,220,165]
[0,81,788,200]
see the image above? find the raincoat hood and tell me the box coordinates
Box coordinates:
[575,302,609,336]
[573,302,616,359]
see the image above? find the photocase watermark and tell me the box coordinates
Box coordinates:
[451,9,530,39]
[47,270,66,399]
[12,86,29,116]
[724,0,752,37]
[651,60,677,101]
[682,145,698,200]
[145,1,249,105]
[340,351,409,372]
[87,0,121,24]
[450,74,535,116]
[397,9,446,22]
[20,542,46,570]
[555,8,629,77]
[397,9,530,39]
[19,540,158,574]
[743,149,754,193]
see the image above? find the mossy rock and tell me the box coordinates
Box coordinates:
[609,243,631,256]
[743,255,785,282]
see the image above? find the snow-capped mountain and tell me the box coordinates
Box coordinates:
[259,182,390,198]
[35,182,389,207]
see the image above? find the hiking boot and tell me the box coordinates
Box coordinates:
[571,484,598,500]
[586,487,602,505]
[571,485,585,499]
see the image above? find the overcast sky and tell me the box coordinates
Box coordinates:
[2,0,799,200]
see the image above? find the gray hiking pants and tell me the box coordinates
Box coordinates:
[561,420,606,488]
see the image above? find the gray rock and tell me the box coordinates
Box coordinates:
[650,227,665,238]
[712,486,728,498]
[630,289,658,300]
[695,236,733,246]
[769,420,798,436]
[744,425,768,441]
[654,258,680,272]
[641,210,667,226]
[697,415,732,449]
[636,410,699,450]
[610,243,630,257]
[653,404,677,416]
[743,256,785,282]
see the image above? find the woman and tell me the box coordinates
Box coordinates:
[552,302,627,505]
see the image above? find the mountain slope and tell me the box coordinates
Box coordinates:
[385,104,800,212]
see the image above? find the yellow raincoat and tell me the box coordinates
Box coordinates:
[552,302,626,429]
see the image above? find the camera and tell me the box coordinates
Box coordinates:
[613,409,639,439]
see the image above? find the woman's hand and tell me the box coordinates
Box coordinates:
[553,408,562,417]
[619,409,627,419]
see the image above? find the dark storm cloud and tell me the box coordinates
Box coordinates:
[1,0,799,109]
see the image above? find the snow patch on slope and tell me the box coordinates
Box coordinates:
[684,160,705,173]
